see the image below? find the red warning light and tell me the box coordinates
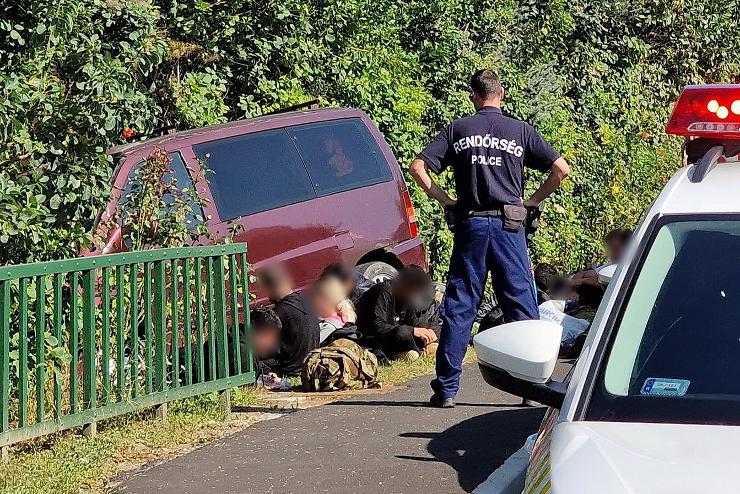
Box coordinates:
[666,85,740,138]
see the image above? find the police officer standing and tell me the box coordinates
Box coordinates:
[409,69,570,408]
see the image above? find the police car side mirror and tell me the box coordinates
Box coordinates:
[474,320,566,408]
[596,263,617,285]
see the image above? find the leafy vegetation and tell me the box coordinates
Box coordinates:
[2,0,740,276]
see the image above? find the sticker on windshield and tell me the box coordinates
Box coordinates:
[640,378,690,397]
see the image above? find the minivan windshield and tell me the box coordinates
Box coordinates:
[587,218,740,425]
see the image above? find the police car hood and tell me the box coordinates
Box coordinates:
[549,421,740,493]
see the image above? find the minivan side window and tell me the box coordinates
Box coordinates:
[193,129,315,221]
[288,118,392,196]
[121,151,204,230]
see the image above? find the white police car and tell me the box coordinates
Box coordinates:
[475,85,740,493]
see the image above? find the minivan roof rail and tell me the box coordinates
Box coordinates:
[264,99,320,116]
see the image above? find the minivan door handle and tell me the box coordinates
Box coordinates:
[334,231,355,250]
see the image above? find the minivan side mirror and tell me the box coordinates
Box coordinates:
[474,320,566,408]
[596,263,617,285]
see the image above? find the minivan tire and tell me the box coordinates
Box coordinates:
[357,261,398,283]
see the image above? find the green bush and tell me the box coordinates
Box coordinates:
[2,0,739,276]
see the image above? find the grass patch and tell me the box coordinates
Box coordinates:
[0,387,265,494]
[379,347,476,386]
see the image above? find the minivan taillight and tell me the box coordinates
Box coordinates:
[402,190,419,238]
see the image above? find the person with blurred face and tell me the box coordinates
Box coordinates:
[319,262,375,304]
[250,308,282,361]
[258,264,320,376]
[572,228,632,288]
[355,265,440,361]
[312,276,358,345]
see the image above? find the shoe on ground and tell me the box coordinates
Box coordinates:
[423,342,439,357]
[391,350,420,362]
[429,394,456,408]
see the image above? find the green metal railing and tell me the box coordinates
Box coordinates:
[0,243,253,449]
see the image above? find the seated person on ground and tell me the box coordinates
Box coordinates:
[534,262,559,304]
[572,228,631,288]
[312,276,358,345]
[249,308,283,376]
[182,308,283,383]
[258,264,320,376]
[355,265,440,361]
[319,262,375,304]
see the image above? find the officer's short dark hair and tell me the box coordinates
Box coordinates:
[470,69,502,99]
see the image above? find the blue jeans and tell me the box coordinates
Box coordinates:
[432,216,538,399]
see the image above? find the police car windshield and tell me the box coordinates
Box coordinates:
[587,218,740,424]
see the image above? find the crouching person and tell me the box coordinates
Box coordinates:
[356,265,440,361]
[258,264,320,376]
[181,308,282,384]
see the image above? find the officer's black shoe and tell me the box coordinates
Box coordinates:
[429,395,456,408]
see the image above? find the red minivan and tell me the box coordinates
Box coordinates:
[99,108,426,298]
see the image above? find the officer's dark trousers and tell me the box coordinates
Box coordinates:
[432,216,538,399]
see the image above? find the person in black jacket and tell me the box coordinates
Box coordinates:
[258,264,320,376]
[356,265,440,360]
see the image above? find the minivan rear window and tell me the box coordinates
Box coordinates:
[288,119,392,196]
[194,129,315,220]
[122,151,204,229]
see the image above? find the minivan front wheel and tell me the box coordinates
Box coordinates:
[357,261,398,283]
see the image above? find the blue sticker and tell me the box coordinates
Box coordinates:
[641,378,690,397]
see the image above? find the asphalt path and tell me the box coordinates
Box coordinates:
[116,364,546,494]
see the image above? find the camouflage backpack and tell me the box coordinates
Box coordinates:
[301,338,380,392]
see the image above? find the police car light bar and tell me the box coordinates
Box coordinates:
[666,84,740,138]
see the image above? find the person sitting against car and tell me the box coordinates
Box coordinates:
[312,276,358,345]
[319,262,375,304]
[258,264,320,376]
[355,265,440,361]
[572,228,632,288]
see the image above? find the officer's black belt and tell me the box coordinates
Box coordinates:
[467,209,504,218]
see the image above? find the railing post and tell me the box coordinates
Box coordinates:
[228,255,241,375]
[219,389,231,415]
[82,269,97,411]
[82,269,97,437]
[0,280,10,451]
[155,402,168,423]
[53,274,63,419]
[213,255,228,380]
[82,422,97,439]
[35,276,46,424]
[153,261,167,392]
[239,252,252,373]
